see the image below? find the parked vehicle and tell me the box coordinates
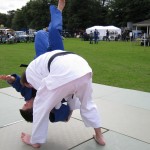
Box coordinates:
[61,30,72,37]
[0,29,15,44]
[132,30,142,39]
[14,31,28,42]
[0,28,14,34]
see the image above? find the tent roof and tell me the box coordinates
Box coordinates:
[87,25,121,30]
[133,19,150,27]
[86,25,121,36]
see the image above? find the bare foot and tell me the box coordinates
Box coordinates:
[93,135,105,146]
[58,0,65,12]
[21,132,41,148]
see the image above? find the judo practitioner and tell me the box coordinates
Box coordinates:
[0,0,72,122]
[20,49,106,148]
[0,74,34,101]
[0,74,72,123]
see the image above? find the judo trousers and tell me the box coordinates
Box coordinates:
[34,5,64,58]
[31,73,101,144]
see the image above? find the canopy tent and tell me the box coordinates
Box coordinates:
[86,25,121,40]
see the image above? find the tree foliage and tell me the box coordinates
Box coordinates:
[64,0,107,32]
[0,13,7,27]
[12,0,50,30]
[0,0,150,31]
[106,0,150,26]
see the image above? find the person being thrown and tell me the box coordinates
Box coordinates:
[0,0,77,123]
[19,1,106,145]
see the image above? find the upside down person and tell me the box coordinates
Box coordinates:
[0,0,68,122]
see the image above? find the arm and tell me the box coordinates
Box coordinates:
[0,74,33,101]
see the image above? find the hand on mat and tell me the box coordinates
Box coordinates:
[21,132,41,148]
[0,75,15,84]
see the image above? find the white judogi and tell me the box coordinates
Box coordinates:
[26,50,101,144]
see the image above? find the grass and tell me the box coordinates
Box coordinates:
[0,38,150,92]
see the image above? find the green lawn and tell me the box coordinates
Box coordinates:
[0,38,150,92]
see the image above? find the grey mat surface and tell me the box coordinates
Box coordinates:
[1,85,150,150]
[72,99,150,143]
[100,88,150,110]
[0,93,24,127]
[0,119,106,150]
[72,131,150,150]
[92,83,122,99]
[0,87,23,99]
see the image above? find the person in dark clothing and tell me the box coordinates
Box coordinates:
[106,30,110,41]
[94,29,99,44]
[89,31,93,44]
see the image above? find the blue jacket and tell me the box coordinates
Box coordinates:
[10,74,34,101]
[9,6,64,101]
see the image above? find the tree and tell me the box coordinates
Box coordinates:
[12,0,50,30]
[23,0,50,30]
[2,0,150,32]
[64,0,106,32]
[0,13,7,27]
[12,9,27,30]
[6,10,16,28]
[106,0,150,27]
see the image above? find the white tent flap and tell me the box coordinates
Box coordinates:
[86,25,121,40]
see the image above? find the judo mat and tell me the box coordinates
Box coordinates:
[92,83,123,99]
[0,93,24,127]
[71,131,150,150]
[72,85,150,144]
[0,119,106,150]
[0,87,23,99]
[98,88,150,110]
[0,84,150,150]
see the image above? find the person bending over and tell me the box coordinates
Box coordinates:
[20,49,106,148]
